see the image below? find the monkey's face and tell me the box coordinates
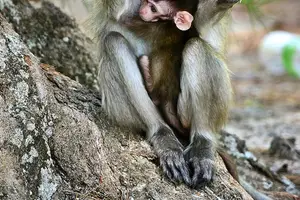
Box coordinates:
[139,0,173,22]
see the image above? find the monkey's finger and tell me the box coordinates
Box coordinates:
[190,158,214,187]
[165,156,183,182]
[161,159,175,181]
[190,158,202,187]
[168,154,191,184]
[139,55,149,65]
[174,156,191,185]
[161,154,182,182]
[160,151,191,185]
[200,159,214,182]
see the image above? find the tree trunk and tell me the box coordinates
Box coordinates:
[0,1,252,199]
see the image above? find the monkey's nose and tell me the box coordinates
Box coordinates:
[139,10,147,15]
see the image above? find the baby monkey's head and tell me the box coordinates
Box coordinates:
[139,0,195,31]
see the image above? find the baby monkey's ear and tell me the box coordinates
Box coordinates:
[173,11,194,31]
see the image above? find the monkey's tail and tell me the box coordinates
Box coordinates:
[239,179,273,200]
[218,148,273,200]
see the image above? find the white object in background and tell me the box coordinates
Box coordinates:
[259,31,300,78]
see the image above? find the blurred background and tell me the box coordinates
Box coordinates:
[226,0,300,153]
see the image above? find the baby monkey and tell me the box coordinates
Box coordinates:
[136,0,198,134]
[139,0,194,30]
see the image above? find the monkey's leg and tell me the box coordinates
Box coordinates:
[178,38,232,187]
[139,55,153,92]
[100,32,190,184]
[160,101,188,136]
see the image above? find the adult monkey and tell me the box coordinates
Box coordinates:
[90,0,235,187]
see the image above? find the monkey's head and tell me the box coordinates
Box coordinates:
[139,0,194,31]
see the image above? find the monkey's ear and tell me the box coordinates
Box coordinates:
[174,11,194,31]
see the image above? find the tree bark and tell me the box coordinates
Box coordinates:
[0,1,252,199]
[0,0,98,89]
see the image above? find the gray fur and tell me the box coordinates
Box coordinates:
[89,0,234,187]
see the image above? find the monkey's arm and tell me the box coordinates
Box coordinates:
[201,14,230,54]
[194,1,237,54]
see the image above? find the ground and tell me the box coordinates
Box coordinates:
[226,0,300,195]
[227,0,300,153]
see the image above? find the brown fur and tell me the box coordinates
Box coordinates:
[90,0,253,191]
[125,17,198,134]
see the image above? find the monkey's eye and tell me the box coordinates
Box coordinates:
[150,5,157,13]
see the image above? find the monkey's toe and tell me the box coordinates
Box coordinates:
[160,150,191,185]
[189,157,215,188]
[139,55,150,66]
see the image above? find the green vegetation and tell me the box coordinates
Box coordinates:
[240,0,278,24]
[240,0,277,16]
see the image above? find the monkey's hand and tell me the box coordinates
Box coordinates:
[184,137,215,187]
[150,126,191,185]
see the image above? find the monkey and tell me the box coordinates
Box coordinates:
[125,0,200,135]
[135,6,273,196]
[90,0,235,188]
[88,1,275,198]
[135,4,274,197]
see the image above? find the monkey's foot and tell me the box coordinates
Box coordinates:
[139,55,149,67]
[184,146,215,188]
[161,102,189,136]
[150,127,191,185]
